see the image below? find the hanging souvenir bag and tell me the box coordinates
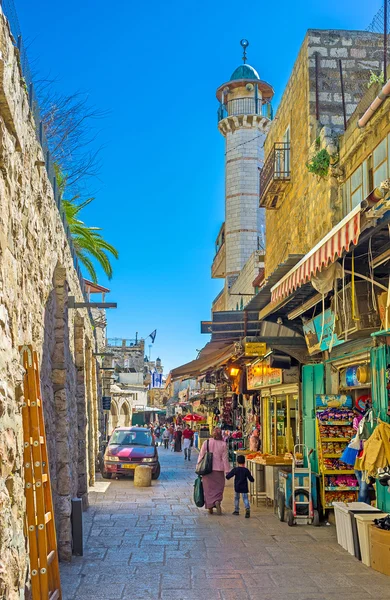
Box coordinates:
[358,409,374,440]
[195,439,213,476]
[193,476,205,507]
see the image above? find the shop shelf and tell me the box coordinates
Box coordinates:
[323,453,344,458]
[321,438,350,442]
[323,469,355,475]
[321,421,353,426]
[325,487,359,491]
[339,384,371,390]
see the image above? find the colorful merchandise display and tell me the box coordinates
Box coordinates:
[316,405,358,511]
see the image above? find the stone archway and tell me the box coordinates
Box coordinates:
[119,400,131,427]
[108,399,118,434]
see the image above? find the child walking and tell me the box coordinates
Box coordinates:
[226,454,254,518]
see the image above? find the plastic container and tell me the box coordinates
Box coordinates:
[333,502,381,555]
[355,513,388,566]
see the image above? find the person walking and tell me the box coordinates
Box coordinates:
[154,424,161,446]
[226,454,254,518]
[168,424,175,451]
[197,427,230,515]
[174,427,183,452]
[162,427,170,449]
[182,424,194,461]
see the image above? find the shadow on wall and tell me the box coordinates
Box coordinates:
[40,264,79,562]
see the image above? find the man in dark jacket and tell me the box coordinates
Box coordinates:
[226,454,254,518]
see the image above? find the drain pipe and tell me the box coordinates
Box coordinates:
[358,78,390,128]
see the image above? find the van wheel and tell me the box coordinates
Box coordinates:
[102,471,112,480]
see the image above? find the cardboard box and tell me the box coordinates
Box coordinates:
[370,524,390,576]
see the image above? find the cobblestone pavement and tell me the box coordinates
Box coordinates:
[60,448,390,600]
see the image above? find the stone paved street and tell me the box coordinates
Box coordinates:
[60,449,390,600]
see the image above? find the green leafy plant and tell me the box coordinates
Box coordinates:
[54,163,118,282]
[306,149,330,178]
[368,70,384,89]
[62,195,118,283]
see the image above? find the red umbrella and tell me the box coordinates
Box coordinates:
[182,413,204,422]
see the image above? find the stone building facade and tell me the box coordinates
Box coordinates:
[0,10,104,597]
[263,29,384,279]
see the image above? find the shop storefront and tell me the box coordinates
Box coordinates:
[247,356,301,454]
[302,334,390,514]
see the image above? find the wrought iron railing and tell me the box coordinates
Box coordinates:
[0,0,87,299]
[106,338,142,348]
[260,142,291,201]
[218,97,273,122]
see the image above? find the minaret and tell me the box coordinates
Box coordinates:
[214,40,274,300]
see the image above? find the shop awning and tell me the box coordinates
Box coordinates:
[171,341,238,381]
[271,204,361,303]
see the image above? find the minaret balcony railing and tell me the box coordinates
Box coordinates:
[260,143,291,209]
[218,98,273,122]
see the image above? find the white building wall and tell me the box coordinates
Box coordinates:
[224,125,266,280]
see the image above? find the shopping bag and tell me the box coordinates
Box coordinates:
[195,439,213,476]
[340,444,359,465]
[193,476,205,507]
[348,435,361,450]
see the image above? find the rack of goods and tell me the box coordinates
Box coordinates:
[316,398,358,512]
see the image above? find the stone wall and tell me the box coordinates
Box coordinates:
[340,77,390,188]
[0,11,103,597]
[264,29,384,278]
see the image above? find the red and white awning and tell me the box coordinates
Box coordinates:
[271,204,361,303]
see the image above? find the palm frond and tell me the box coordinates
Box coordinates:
[61,195,118,281]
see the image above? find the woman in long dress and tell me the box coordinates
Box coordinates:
[197,427,230,514]
[174,427,182,452]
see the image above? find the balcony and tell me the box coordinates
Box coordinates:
[106,338,142,348]
[218,97,273,123]
[211,241,226,279]
[212,289,226,313]
[260,143,291,209]
[211,223,226,279]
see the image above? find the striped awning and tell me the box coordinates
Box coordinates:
[271,204,361,303]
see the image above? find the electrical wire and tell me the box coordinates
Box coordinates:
[225,133,266,156]
[368,237,377,312]
[342,255,348,341]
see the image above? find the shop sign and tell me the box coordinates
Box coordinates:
[244,342,267,357]
[102,396,111,411]
[247,358,282,389]
[303,308,344,355]
[315,394,353,408]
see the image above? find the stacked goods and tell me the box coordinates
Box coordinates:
[325,490,357,504]
[318,408,354,424]
[322,442,347,456]
[246,452,292,464]
[324,474,358,489]
[319,424,355,438]
[317,405,359,511]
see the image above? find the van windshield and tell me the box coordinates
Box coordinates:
[109,430,153,447]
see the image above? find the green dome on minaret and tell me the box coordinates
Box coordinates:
[230,64,260,81]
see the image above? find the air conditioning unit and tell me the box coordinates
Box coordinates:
[332,280,381,338]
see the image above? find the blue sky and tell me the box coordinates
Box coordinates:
[16,0,382,372]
